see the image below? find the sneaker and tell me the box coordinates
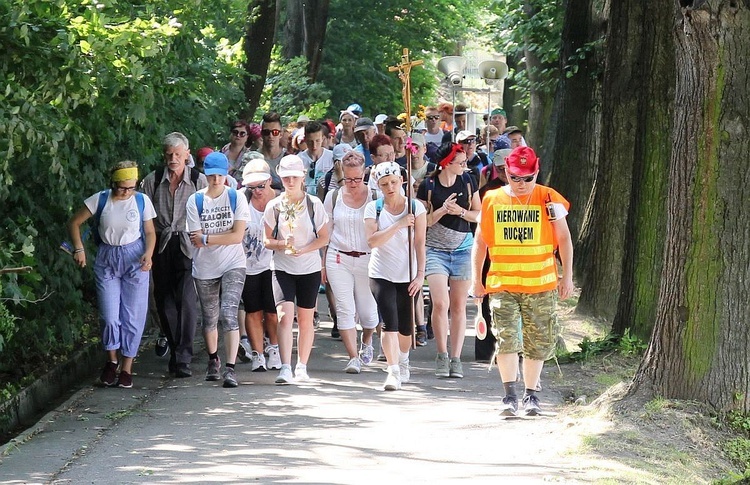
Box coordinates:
[168,354,177,375]
[266,345,282,370]
[500,395,519,416]
[222,367,238,388]
[331,325,340,340]
[100,361,118,387]
[435,354,450,378]
[449,357,464,378]
[313,311,320,329]
[251,351,267,372]
[275,365,293,385]
[399,359,410,384]
[263,336,271,350]
[155,337,169,357]
[294,364,310,382]
[426,322,434,340]
[359,343,374,365]
[117,370,133,389]
[383,371,401,391]
[205,358,221,381]
[522,394,542,416]
[344,357,362,374]
[238,338,252,363]
[415,326,427,347]
[175,363,192,378]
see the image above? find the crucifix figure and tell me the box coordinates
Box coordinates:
[388,48,423,347]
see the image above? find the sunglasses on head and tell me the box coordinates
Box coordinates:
[261,128,281,137]
[232,129,247,137]
[508,173,535,183]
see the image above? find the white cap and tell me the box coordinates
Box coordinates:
[374,114,388,125]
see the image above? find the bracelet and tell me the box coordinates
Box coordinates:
[460,209,466,218]
[201,234,208,246]
[73,248,84,254]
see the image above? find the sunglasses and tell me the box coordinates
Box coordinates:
[261,128,281,137]
[343,177,363,184]
[231,129,247,137]
[426,115,440,120]
[115,186,136,193]
[508,174,535,183]
[459,139,476,145]
[247,183,266,191]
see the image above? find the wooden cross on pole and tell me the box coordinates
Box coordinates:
[388,48,423,348]
[388,48,423,134]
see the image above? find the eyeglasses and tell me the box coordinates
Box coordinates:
[508,174,535,183]
[426,115,440,120]
[247,183,266,191]
[343,177,363,184]
[232,129,247,137]
[115,186,136,193]
[261,129,281,137]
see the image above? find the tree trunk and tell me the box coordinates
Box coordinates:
[633,1,750,413]
[283,0,303,59]
[611,0,674,340]
[303,0,330,81]
[545,0,607,242]
[502,52,527,131]
[524,44,554,151]
[242,0,280,120]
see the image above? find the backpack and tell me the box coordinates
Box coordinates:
[194,188,237,217]
[272,194,318,239]
[155,166,201,190]
[374,197,418,225]
[330,186,378,214]
[91,190,146,246]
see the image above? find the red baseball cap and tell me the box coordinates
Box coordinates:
[505,146,539,176]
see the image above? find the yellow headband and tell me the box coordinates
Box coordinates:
[111,167,138,182]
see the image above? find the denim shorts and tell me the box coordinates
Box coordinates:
[425,247,472,280]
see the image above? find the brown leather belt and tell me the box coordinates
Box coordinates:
[338,250,369,258]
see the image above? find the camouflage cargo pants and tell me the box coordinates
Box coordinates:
[488,290,559,361]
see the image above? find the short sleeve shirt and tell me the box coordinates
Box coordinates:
[83,191,156,247]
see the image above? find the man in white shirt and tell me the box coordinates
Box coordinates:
[298,120,334,195]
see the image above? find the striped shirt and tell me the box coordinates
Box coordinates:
[141,166,207,257]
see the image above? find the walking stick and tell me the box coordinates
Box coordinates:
[389,48,423,349]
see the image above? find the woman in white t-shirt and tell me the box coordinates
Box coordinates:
[323,151,379,374]
[364,161,426,391]
[68,160,157,389]
[186,152,250,389]
[263,155,330,385]
[238,159,282,372]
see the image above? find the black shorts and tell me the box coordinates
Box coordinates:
[242,270,277,314]
[272,270,321,309]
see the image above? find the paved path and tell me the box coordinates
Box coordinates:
[0,300,588,484]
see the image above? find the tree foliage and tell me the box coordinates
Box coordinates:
[0,0,244,385]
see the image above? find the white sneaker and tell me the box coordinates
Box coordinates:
[383,371,401,391]
[238,338,252,363]
[359,344,374,365]
[344,357,362,374]
[294,364,310,382]
[251,351,267,372]
[266,345,282,370]
[275,365,293,385]
[399,359,410,384]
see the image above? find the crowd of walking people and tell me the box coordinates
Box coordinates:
[67,102,574,416]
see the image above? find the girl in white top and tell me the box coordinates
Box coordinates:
[263,155,330,384]
[68,160,157,389]
[186,152,250,388]
[364,161,426,391]
[323,151,379,374]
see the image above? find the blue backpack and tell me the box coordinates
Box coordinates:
[194,188,237,217]
[374,197,417,224]
[91,190,145,246]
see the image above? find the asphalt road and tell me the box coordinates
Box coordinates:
[0,299,578,484]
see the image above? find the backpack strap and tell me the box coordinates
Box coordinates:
[375,197,384,224]
[195,192,204,217]
[195,188,236,219]
[426,176,435,213]
[189,167,200,189]
[135,192,145,242]
[331,187,341,215]
[91,189,110,245]
[306,193,318,238]
[228,187,237,213]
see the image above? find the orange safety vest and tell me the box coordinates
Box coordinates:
[479,185,570,294]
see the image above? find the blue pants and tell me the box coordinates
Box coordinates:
[94,240,149,358]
